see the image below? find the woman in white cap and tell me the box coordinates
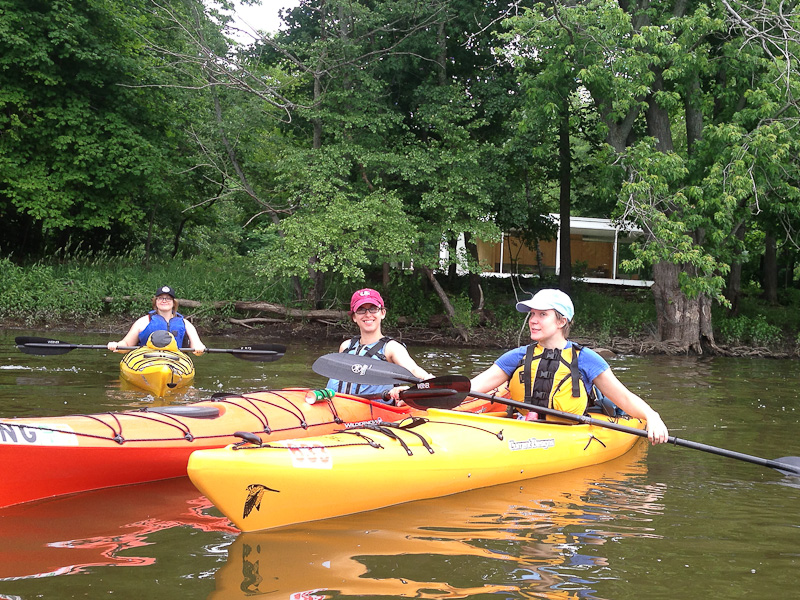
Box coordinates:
[107,285,206,355]
[471,288,669,444]
[326,288,432,404]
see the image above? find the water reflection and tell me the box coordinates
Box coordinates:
[209,442,659,599]
[2,330,799,600]
[0,478,235,582]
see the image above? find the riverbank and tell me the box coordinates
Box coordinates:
[6,314,797,359]
[2,256,798,358]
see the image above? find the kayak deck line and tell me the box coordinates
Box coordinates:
[0,388,447,508]
[122,349,194,373]
[232,415,507,455]
[0,389,358,446]
[119,344,196,396]
[188,408,647,532]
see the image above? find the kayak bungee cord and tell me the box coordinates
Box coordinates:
[0,390,355,446]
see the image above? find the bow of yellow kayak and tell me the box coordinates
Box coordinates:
[119,345,194,396]
[187,409,646,532]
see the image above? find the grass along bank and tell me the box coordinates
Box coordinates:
[0,256,798,356]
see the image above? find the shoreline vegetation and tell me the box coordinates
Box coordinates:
[1,257,798,359]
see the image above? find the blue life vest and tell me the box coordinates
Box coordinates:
[326,336,394,400]
[138,311,188,347]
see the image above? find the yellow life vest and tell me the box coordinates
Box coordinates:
[508,343,589,418]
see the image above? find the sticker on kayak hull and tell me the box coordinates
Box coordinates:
[0,422,77,446]
[343,418,384,429]
[243,483,279,519]
[508,437,555,451]
[285,442,332,469]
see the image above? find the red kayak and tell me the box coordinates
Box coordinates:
[0,388,501,508]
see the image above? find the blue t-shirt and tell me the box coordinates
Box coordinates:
[494,341,609,393]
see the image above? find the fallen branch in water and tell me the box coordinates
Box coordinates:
[103,296,349,321]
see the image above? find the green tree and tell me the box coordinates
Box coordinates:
[0,0,219,259]
[242,0,517,315]
[508,0,800,353]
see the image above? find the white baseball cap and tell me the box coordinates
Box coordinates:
[516,289,575,321]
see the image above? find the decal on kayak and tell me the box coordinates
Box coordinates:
[343,417,384,429]
[285,442,333,469]
[508,436,555,451]
[243,483,279,519]
[0,422,78,446]
[289,590,326,600]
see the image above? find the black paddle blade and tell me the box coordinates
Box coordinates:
[312,352,418,385]
[772,456,800,476]
[414,375,471,393]
[399,388,466,410]
[398,375,472,410]
[15,337,75,355]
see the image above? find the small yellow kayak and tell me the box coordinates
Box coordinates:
[119,333,194,396]
[187,408,646,532]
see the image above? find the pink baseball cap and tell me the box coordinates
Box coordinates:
[350,288,385,312]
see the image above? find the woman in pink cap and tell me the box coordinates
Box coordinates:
[326,288,432,404]
[470,288,669,445]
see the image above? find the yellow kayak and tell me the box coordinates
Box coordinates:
[119,334,194,396]
[208,443,648,598]
[187,408,646,532]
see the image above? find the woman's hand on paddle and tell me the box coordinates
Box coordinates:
[645,412,669,445]
[593,369,669,445]
[387,385,409,406]
[107,341,120,353]
[192,344,207,356]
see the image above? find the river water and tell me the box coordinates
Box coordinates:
[0,328,797,600]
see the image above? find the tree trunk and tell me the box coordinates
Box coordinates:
[447,236,458,282]
[464,232,482,310]
[171,218,186,259]
[724,224,745,315]
[763,233,778,305]
[644,69,718,354]
[421,266,470,342]
[382,262,390,288]
[306,256,325,308]
[304,1,328,305]
[651,261,716,353]
[144,204,155,265]
[557,101,572,293]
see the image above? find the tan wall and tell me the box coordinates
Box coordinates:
[477,234,614,276]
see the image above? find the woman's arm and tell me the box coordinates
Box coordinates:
[470,364,511,394]
[383,342,431,404]
[384,341,432,380]
[107,316,148,352]
[184,320,206,355]
[593,369,669,444]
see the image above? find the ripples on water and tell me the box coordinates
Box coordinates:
[0,330,798,599]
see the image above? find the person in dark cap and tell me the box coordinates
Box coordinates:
[470,288,668,445]
[107,285,206,355]
[326,288,431,404]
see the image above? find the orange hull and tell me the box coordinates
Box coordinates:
[0,389,500,508]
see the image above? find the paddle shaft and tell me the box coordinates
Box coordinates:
[359,387,469,403]
[15,337,285,359]
[310,352,800,477]
[457,390,800,476]
[19,342,280,354]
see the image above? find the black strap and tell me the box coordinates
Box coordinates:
[337,336,394,394]
[521,344,585,413]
